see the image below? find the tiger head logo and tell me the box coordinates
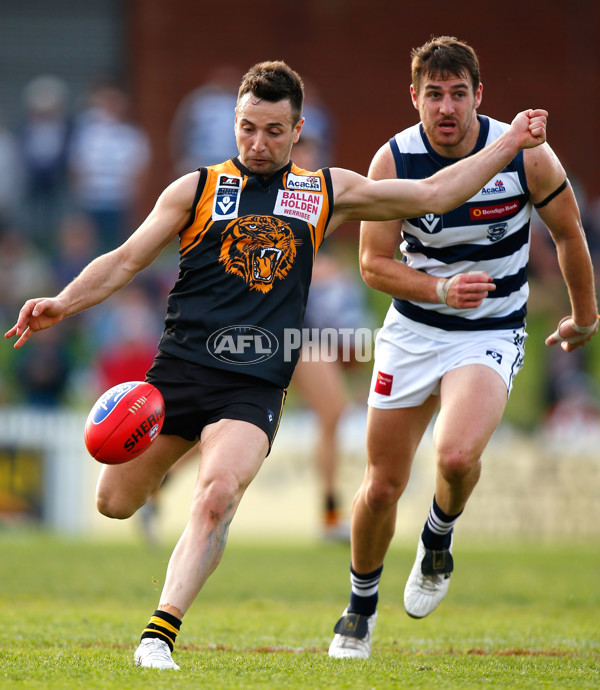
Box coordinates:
[219,215,298,293]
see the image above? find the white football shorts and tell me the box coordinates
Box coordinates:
[368,305,527,409]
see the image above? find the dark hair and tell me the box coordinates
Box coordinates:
[411,36,480,95]
[238,60,304,125]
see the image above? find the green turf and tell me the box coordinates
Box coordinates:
[0,531,598,688]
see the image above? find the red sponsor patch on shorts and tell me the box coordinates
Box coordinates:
[374,371,393,395]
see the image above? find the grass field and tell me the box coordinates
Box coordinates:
[0,531,598,688]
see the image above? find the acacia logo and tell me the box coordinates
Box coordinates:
[286,173,321,191]
[207,325,279,364]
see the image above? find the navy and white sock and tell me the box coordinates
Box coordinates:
[421,495,463,550]
[348,564,383,616]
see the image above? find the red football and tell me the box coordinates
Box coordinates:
[84,381,165,464]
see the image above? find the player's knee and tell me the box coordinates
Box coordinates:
[363,476,405,511]
[323,398,345,429]
[191,475,242,524]
[96,490,137,520]
[437,446,480,482]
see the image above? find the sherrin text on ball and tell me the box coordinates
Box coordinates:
[84,381,165,464]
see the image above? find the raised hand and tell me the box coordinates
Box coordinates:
[510,108,548,149]
[4,297,66,349]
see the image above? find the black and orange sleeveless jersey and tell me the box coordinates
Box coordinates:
[157,157,335,388]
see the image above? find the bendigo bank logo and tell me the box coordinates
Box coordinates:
[469,199,520,221]
[219,214,297,293]
[207,325,279,364]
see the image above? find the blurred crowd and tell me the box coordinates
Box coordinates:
[1,69,600,439]
[0,73,171,409]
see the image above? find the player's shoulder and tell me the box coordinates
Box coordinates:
[523,140,565,195]
[365,141,396,180]
[167,170,203,198]
[390,121,425,152]
[365,122,422,180]
[482,115,511,142]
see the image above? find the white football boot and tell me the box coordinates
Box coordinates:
[328,609,377,659]
[134,638,180,670]
[404,536,453,619]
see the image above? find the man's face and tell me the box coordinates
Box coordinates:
[235,93,303,176]
[411,72,483,157]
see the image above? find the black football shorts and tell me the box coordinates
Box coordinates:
[145,351,286,451]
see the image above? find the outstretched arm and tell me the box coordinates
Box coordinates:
[5,172,199,349]
[328,108,547,232]
[524,144,598,351]
[358,144,496,307]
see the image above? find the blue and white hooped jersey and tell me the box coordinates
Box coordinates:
[391,115,532,331]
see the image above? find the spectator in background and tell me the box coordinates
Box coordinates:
[52,212,99,286]
[89,284,162,393]
[16,75,71,247]
[300,78,335,170]
[0,110,23,227]
[290,131,366,541]
[169,64,240,175]
[0,224,64,406]
[15,327,72,407]
[0,225,56,323]
[292,245,373,540]
[69,78,151,254]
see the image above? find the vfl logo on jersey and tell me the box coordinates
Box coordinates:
[274,189,323,226]
[482,179,506,195]
[286,172,322,191]
[212,174,242,220]
[487,222,508,242]
[219,214,298,293]
[418,213,443,234]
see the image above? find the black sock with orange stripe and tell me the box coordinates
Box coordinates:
[140,609,181,651]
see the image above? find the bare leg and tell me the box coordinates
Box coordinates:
[402,365,509,619]
[328,399,437,659]
[292,356,347,503]
[433,365,508,515]
[157,419,269,618]
[96,434,197,519]
[351,398,438,573]
[137,444,202,545]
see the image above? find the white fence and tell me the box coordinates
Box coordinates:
[1,406,599,540]
[0,408,91,532]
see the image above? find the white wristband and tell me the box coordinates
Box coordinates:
[552,316,599,344]
[571,318,599,335]
[436,277,455,304]
[436,278,448,304]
